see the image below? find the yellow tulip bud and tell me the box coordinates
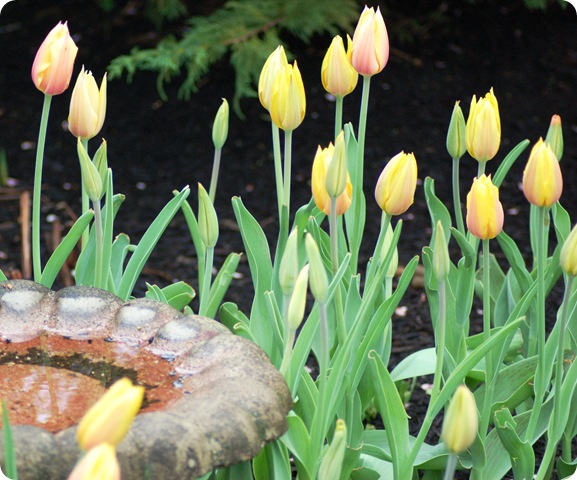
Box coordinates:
[351,6,389,76]
[321,35,358,97]
[465,88,501,162]
[76,378,144,451]
[446,101,466,159]
[31,22,78,95]
[279,228,300,296]
[466,174,504,240]
[560,223,577,276]
[318,419,347,480]
[433,220,450,281]
[441,385,478,454]
[198,183,219,248]
[258,46,288,112]
[77,138,103,202]
[304,234,329,303]
[68,66,107,140]
[545,114,563,162]
[269,62,306,131]
[311,141,353,216]
[212,98,229,150]
[522,138,562,208]
[67,443,120,480]
[287,265,309,331]
[374,151,418,216]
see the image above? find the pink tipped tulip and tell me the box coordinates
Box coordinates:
[321,35,358,97]
[374,151,418,216]
[351,6,389,76]
[466,174,504,240]
[68,66,107,140]
[522,138,562,207]
[31,22,78,95]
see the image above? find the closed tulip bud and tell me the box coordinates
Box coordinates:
[287,265,309,331]
[351,6,389,76]
[31,22,78,95]
[311,143,353,216]
[198,183,219,248]
[76,378,144,451]
[67,443,120,480]
[318,419,347,480]
[93,139,108,183]
[279,228,300,296]
[325,131,348,199]
[560,223,577,276]
[258,46,288,112]
[305,234,329,303]
[433,220,450,281]
[68,66,107,140]
[441,385,478,454]
[212,98,229,149]
[522,138,562,208]
[321,35,358,97]
[269,62,306,131]
[545,114,563,161]
[446,101,467,159]
[466,88,501,162]
[378,222,398,278]
[77,139,103,202]
[466,174,504,240]
[374,151,418,216]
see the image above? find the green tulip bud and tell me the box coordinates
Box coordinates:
[304,234,329,303]
[279,228,300,296]
[212,98,229,150]
[446,101,467,159]
[318,419,347,480]
[287,265,309,331]
[325,130,347,199]
[560,223,577,276]
[197,183,219,248]
[545,114,563,162]
[77,138,102,202]
[433,220,450,281]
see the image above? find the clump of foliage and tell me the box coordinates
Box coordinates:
[106,0,358,112]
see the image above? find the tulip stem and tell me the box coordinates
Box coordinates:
[430,278,446,407]
[271,121,283,221]
[80,138,90,250]
[32,93,53,282]
[477,161,486,178]
[452,157,465,236]
[330,197,346,344]
[480,238,494,436]
[209,147,222,203]
[443,453,458,480]
[334,96,343,140]
[199,246,214,316]
[92,199,103,289]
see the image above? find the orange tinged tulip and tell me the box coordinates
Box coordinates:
[312,140,352,216]
[522,138,562,207]
[269,62,306,131]
[76,378,144,451]
[465,88,501,162]
[67,443,120,480]
[321,35,358,97]
[466,174,504,240]
[68,66,107,140]
[374,151,418,216]
[31,22,78,95]
[351,6,389,76]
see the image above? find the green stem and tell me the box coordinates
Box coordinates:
[477,161,486,178]
[443,453,458,480]
[329,197,346,344]
[480,238,494,435]
[93,199,103,289]
[319,301,329,385]
[334,95,343,140]
[81,138,89,250]
[430,279,446,407]
[452,157,465,236]
[525,206,547,442]
[279,328,296,378]
[32,94,53,281]
[281,129,293,250]
[208,147,222,203]
[199,246,214,316]
[271,121,283,221]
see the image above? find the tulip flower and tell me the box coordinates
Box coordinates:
[269,62,306,131]
[522,138,562,208]
[76,377,144,451]
[560,224,577,277]
[31,22,78,95]
[68,66,107,140]
[441,385,478,454]
[212,98,229,150]
[545,114,563,161]
[258,45,288,111]
[466,174,504,240]
[321,35,358,97]
[311,141,353,216]
[67,443,120,480]
[374,151,418,216]
[351,6,389,76]
[466,88,501,162]
[446,101,467,160]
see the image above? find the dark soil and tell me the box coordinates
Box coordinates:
[1,0,577,475]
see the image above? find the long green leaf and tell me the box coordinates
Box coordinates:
[205,252,241,318]
[2,399,17,480]
[492,139,530,187]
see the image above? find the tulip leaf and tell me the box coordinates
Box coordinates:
[205,252,241,319]
[2,399,17,480]
[492,139,530,187]
[178,194,206,290]
[424,177,452,248]
[390,347,436,381]
[109,233,133,293]
[494,407,535,480]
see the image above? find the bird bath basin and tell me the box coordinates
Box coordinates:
[0,280,292,479]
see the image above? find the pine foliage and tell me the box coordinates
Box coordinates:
[106,0,358,111]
